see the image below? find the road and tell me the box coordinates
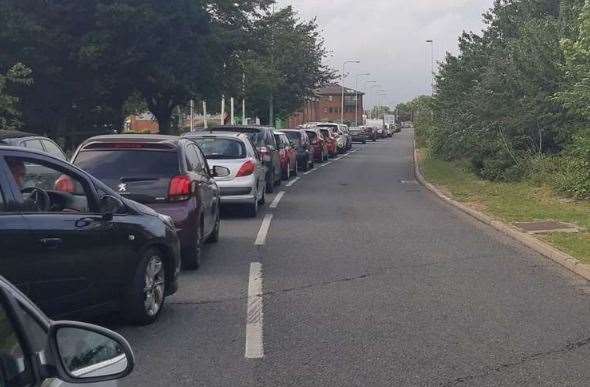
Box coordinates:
[116,129,590,386]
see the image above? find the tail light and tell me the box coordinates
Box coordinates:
[259,146,269,155]
[168,175,193,201]
[236,160,256,177]
[54,175,75,193]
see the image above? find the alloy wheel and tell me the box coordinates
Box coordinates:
[144,255,165,317]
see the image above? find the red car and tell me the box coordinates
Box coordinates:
[319,128,337,158]
[305,128,328,162]
[274,131,298,180]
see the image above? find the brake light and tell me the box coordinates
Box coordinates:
[54,175,75,193]
[236,160,256,177]
[168,175,192,201]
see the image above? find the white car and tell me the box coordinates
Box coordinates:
[186,132,266,217]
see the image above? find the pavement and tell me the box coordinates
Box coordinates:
[115,129,590,386]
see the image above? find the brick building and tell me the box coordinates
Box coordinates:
[288,83,364,127]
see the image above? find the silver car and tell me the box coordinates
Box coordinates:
[186,132,266,217]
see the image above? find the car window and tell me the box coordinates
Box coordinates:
[41,140,66,160]
[194,138,246,159]
[0,186,4,212]
[22,140,44,152]
[267,131,277,147]
[185,144,204,172]
[0,299,32,386]
[5,156,91,214]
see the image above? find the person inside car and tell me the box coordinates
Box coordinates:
[6,158,26,189]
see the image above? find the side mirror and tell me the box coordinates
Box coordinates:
[212,166,231,178]
[99,195,124,220]
[48,321,134,384]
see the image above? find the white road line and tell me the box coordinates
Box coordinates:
[325,161,332,166]
[269,191,285,209]
[254,214,273,246]
[286,177,300,187]
[304,168,316,175]
[245,262,264,359]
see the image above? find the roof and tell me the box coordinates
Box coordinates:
[79,134,181,148]
[0,130,38,141]
[315,83,363,96]
[184,131,248,140]
[209,125,275,133]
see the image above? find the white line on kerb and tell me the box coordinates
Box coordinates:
[286,177,300,187]
[255,214,273,246]
[269,191,285,209]
[325,161,332,166]
[245,262,264,359]
[304,168,316,175]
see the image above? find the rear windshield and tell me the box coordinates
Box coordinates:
[193,138,246,159]
[319,129,330,137]
[306,131,317,140]
[212,128,263,147]
[74,150,180,182]
[284,132,300,143]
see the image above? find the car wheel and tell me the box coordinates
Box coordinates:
[258,187,266,205]
[246,198,258,218]
[182,225,202,270]
[266,171,274,193]
[206,213,220,244]
[292,161,298,176]
[124,248,166,325]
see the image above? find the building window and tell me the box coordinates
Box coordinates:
[328,96,333,102]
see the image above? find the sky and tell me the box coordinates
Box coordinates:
[276,0,493,108]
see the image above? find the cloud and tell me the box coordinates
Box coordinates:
[276,0,492,106]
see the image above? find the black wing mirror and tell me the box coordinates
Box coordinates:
[48,321,134,384]
[99,195,124,221]
[212,166,231,178]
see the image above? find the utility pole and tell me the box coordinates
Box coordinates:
[190,100,194,132]
[355,73,370,127]
[269,4,275,127]
[221,96,225,125]
[242,73,246,125]
[203,101,208,129]
[341,60,360,125]
[230,97,235,125]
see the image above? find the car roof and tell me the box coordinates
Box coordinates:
[0,129,38,141]
[209,125,274,133]
[185,131,246,140]
[273,131,287,135]
[79,134,181,148]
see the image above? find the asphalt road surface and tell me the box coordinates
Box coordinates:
[116,130,590,386]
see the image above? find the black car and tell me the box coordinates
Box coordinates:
[282,129,314,171]
[0,275,134,385]
[0,130,67,160]
[209,126,281,193]
[0,146,181,325]
[349,127,368,144]
[72,135,225,270]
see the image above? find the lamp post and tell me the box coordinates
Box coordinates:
[355,73,370,126]
[426,39,434,95]
[376,90,387,119]
[366,82,379,119]
[341,60,360,125]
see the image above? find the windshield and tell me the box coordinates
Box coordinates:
[194,138,246,159]
[74,150,180,183]
[284,132,300,144]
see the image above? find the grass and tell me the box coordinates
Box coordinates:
[419,153,590,264]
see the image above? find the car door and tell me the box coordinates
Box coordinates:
[0,159,35,298]
[267,131,281,178]
[185,143,217,236]
[1,153,125,318]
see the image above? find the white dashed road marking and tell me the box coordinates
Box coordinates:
[304,168,316,175]
[245,262,264,359]
[254,214,273,246]
[286,177,300,187]
[269,191,285,209]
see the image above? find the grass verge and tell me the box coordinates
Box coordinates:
[419,153,590,264]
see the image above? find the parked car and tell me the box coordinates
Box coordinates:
[362,126,378,142]
[316,123,347,153]
[304,128,328,163]
[318,128,337,157]
[274,131,297,180]
[72,135,226,270]
[185,132,266,217]
[349,127,368,144]
[0,275,135,386]
[376,126,386,138]
[282,129,314,171]
[0,129,67,159]
[209,126,281,193]
[0,146,181,324]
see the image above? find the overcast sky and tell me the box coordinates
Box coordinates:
[276,0,493,108]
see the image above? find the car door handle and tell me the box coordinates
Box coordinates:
[39,238,63,249]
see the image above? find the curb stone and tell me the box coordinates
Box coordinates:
[413,143,590,282]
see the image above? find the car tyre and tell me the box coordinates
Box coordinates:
[182,225,202,270]
[123,248,166,325]
[206,213,220,244]
[292,161,298,176]
[266,171,275,193]
[246,198,258,218]
[258,187,266,205]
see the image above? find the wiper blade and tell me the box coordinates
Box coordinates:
[120,177,159,183]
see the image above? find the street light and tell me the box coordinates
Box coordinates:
[426,40,434,95]
[376,90,387,119]
[366,82,379,119]
[355,73,370,126]
[341,60,360,125]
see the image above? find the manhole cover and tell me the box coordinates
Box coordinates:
[514,221,581,234]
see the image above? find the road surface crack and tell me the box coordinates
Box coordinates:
[441,336,590,385]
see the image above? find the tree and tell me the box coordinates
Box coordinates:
[0,63,32,129]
